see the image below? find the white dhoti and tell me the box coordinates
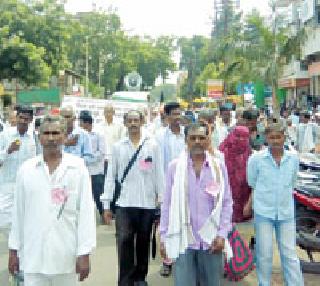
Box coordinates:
[0,183,15,286]
[24,273,77,286]
[0,182,15,230]
[0,224,10,286]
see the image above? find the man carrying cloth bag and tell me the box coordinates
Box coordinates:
[101,110,164,286]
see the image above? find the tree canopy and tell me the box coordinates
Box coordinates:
[0,0,176,97]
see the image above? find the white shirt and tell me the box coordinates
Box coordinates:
[0,129,36,227]
[145,116,162,135]
[101,136,165,210]
[99,121,125,160]
[0,128,36,183]
[87,131,105,175]
[9,153,96,275]
[212,122,233,149]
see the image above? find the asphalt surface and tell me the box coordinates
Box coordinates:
[0,220,319,285]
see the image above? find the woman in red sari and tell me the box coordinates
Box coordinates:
[219,126,252,223]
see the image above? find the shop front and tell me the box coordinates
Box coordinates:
[308,62,320,106]
[278,77,310,109]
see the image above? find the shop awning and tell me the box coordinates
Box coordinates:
[278,78,310,89]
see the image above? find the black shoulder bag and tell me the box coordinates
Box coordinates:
[111,139,147,213]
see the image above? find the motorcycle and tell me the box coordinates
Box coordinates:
[294,153,320,274]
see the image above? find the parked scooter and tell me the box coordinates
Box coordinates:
[295,153,320,274]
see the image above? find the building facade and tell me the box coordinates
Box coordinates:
[278,0,320,109]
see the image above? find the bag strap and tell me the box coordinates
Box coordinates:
[120,138,147,184]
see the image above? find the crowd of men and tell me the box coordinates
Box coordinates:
[1,102,318,286]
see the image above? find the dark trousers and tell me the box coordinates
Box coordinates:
[115,207,154,286]
[91,174,104,215]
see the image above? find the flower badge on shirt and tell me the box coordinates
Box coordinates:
[205,180,221,198]
[51,186,68,219]
[139,156,153,171]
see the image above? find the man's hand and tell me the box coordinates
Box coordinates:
[8,141,20,154]
[160,242,167,259]
[64,135,78,147]
[210,236,225,254]
[76,255,90,282]
[103,210,113,225]
[8,249,19,275]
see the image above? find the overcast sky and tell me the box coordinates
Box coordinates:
[65,0,271,37]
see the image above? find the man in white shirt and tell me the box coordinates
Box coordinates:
[100,105,125,175]
[0,106,36,286]
[156,102,185,174]
[80,110,105,219]
[155,102,186,277]
[8,114,96,286]
[0,106,36,229]
[296,111,317,153]
[145,107,161,136]
[212,105,234,149]
[102,110,164,286]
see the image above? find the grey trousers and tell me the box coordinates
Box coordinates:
[174,249,223,286]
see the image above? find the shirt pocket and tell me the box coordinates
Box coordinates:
[62,176,79,213]
[65,190,78,212]
[138,150,154,173]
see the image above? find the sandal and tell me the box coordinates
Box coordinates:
[160,263,172,277]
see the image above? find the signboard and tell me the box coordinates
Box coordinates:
[226,95,242,104]
[301,0,315,23]
[278,78,310,88]
[17,88,60,104]
[207,79,224,98]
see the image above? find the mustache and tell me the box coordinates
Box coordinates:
[191,144,204,150]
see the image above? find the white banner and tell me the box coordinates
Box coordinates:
[62,96,148,126]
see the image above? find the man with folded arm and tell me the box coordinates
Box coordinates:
[8,115,96,286]
[159,122,233,286]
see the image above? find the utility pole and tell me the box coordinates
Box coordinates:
[271,0,280,116]
[85,36,89,97]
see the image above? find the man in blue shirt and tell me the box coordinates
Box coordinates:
[80,111,105,220]
[247,123,303,286]
[60,107,93,165]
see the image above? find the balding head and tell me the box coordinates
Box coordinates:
[60,107,75,118]
[104,104,114,124]
[60,107,75,134]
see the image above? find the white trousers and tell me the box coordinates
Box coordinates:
[24,274,77,286]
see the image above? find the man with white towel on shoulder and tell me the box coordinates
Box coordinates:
[159,122,233,286]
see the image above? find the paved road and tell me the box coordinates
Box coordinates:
[1,221,319,285]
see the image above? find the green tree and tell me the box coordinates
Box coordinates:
[0,35,51,86]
